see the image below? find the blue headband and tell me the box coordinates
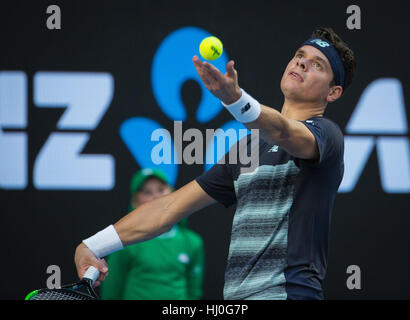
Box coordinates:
[301,38,345,88]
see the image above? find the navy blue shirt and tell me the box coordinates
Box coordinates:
[196,116,344,300]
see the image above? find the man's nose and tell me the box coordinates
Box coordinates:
[297,58,307,71]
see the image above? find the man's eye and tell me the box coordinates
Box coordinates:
[313,62,323,70]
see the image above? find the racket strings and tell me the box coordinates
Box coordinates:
[29,289,95,300]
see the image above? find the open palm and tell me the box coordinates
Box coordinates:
[192,55,242,105]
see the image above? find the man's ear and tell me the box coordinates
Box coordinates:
[326,85,343,103]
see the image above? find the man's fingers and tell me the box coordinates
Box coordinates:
[91,258,108,284]
[97,270,107,282]
[193,57,216,88]
[193,56,211,83]
[193,55,233,94]
[226,60,236,79]
[203,61,224,81]
[75,243,109,282]
[193,55,222,80]
[99,258,108,273]
[192,55,203,68]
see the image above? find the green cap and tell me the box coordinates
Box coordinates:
[128,169,189,229]
[129,168,169,195]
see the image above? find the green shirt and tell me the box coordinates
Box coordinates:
[100,225,204,300]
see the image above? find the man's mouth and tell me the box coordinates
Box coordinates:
[289,71,304,82]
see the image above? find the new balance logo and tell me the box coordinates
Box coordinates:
[241,103,251,114]
[310,39,330,48]
[268,145,279,152]
[339,78,410,194]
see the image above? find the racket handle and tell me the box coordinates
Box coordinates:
[82,266,100,284]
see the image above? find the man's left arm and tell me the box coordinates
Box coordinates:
[192,56,319,161]
[245,104,319,160]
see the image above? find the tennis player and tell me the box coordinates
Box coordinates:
[75,27,356,299]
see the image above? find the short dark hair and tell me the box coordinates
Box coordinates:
[311,27,356,93]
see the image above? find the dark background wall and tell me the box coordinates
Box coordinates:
[1,0,409,299]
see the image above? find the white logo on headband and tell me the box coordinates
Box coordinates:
[310,39,330,48]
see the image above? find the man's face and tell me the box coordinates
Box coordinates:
[280,45,335,103]
[132,177,172,208]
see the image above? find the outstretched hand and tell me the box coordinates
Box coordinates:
[192,55,242,105]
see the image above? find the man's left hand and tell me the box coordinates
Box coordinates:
[192,55,242,105]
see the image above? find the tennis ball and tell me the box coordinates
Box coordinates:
[199,36,223,60]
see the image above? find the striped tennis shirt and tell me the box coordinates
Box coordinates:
[196,116,344,300]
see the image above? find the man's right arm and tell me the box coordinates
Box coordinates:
[114,180,215,246]
[74,180,215,281]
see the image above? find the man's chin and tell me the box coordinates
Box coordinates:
[281,86,305,101]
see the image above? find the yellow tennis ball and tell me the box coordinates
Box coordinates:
[199,36,223,60]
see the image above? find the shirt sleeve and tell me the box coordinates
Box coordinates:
[299,117,344,167]
[195,152,237,208]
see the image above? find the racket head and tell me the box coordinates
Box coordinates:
[25,280,98,300]
[25,266,100,300]
[25,288,95,300]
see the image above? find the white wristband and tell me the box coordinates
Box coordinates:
[221,89,261,123]
[83,225,123,258]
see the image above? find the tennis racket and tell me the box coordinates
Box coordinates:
[25,266,100,300]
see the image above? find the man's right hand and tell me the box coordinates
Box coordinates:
[74,242,109,287]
